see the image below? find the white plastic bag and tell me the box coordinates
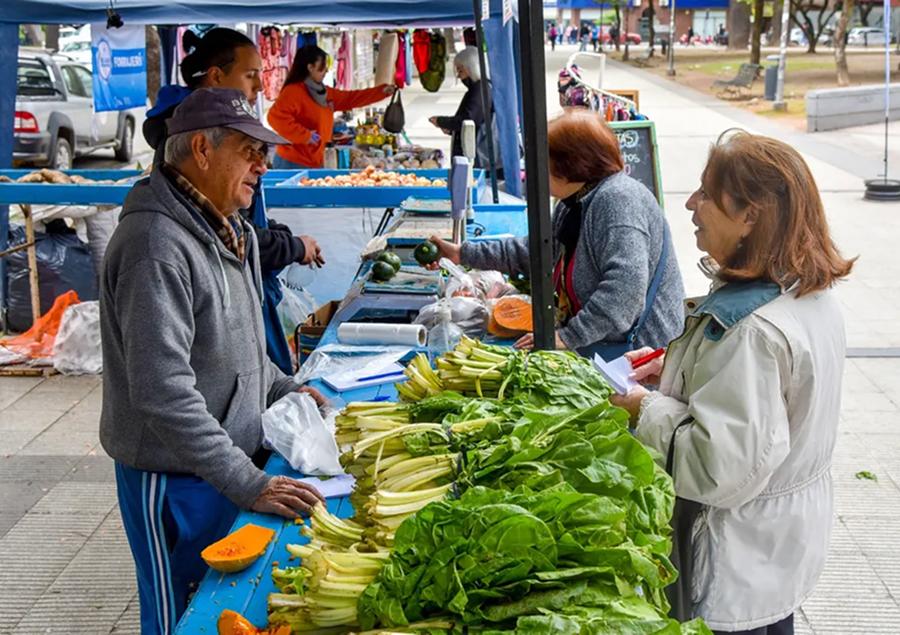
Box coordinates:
[261,392,344,475]
[425,300,464,354]
[52,301,102,375]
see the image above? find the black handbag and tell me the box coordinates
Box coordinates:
[382,90,405,133]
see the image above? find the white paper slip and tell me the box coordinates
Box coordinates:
[298,474,355,499]
[322,361,406,392]
[591,354,639,396]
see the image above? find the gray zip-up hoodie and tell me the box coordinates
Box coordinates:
[99,168,298,509]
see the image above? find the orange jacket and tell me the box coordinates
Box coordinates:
[268,83,390,168]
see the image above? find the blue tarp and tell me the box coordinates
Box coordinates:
[2,1,504,26]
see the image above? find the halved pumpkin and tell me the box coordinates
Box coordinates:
[487,312,523,338]
[201,524,275,573]
[218,609,290,635]
[491,297,533,335]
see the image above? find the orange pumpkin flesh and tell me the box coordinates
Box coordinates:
[218,609,290,635]
[491,298,533,335]
[201,524,275,573]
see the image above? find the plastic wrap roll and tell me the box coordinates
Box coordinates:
[337,322,427,347]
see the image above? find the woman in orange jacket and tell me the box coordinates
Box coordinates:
[268,45,396,168]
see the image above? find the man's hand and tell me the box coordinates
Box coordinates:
[298,235,325,267]
[297,385,328,408]
[251,475,324,519]
[424,234,461,270]
[382,84,398,95]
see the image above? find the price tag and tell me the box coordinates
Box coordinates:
[482,0,490,19]
[503,0,514,25]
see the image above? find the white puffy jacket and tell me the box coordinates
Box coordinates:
[636,277,845,631]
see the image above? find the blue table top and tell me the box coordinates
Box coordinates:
[174,204,527,633]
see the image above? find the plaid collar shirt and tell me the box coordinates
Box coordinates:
[161,163,246,262]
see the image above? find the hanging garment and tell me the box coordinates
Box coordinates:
[394,32,407,88]
[259,26,287,101]
[413,29,432,74]
[419,32,447,92]
[375,32,400,86]
[404,31,412,86]
[336,31,353,90]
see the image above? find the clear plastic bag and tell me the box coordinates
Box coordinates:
[426,300,464,354]
[293,343,412,386]
[261,392,344,475]
[415,296,488,339]
[51,301,102,375]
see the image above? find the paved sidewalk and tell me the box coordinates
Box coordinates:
[2,45,900,634]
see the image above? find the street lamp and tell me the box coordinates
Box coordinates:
[667,0,677,75]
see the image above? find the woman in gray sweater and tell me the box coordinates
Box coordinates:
[431,110,685,359]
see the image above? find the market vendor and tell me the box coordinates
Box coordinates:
[267,45,396,169]
[143,27,323,374]
[100,88,326,634]
[428,47,497,169]
[611,131,854,635]
[430,109,684,360]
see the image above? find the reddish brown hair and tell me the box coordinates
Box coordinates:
[547,110,624,183]
[703,130,854,296]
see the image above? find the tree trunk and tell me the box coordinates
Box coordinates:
[623,6,631,60]
[770,0,784,43]
[614,4,622,51]
[833,0,855,85]
[45,25,59,51]
[648,0,656,55]
[750,0,765,64]
[22,25,43,47]
[145,26,161,106]
[728,2,752,50]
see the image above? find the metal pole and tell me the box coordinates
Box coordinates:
[773,0,791,110]
[518,0,556,351]
[667,0,677,75]
[882,0,891,181]
[0,23,19,330]
[473,0,500,203]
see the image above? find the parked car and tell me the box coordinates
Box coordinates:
[599,25,642,46]
[15,49,136,169]
[847,27,888,46]
[59,40,92,66]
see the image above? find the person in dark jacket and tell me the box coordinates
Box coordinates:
[428,47,493,166]
[427,110,685,360]
[143,28,322,374]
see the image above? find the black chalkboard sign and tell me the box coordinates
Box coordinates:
[610,121,663,206]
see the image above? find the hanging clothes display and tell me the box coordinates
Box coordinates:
[375,32,399,86]
[259,26,288,102]
[404,32,412,86]
[336,31,353,90]
[394,32,407,88]
[557,65,644,122]
[412,30,432,75]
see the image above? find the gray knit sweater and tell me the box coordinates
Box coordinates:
[461,172,685,351]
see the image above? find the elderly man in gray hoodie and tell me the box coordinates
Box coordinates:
[99,88,323,634]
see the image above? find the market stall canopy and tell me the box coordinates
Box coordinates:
[1,0,509,25]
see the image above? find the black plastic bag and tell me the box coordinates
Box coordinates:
[6,225,98,332]
[382,90,405,133]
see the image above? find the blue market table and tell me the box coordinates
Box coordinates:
[174,205,526,633]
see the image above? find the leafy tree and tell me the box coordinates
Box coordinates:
[791,0,839,54]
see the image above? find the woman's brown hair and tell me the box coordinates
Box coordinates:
[547,110,624,183]
[703,130,854,296]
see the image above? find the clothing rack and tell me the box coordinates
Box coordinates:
[564,52,638,110]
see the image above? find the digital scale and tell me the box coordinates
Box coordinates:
[335,127,475,330]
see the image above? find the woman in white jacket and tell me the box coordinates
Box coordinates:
[612,131,855,635]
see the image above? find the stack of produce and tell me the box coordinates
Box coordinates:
[264,339,709,635]
[299,165,447,188]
